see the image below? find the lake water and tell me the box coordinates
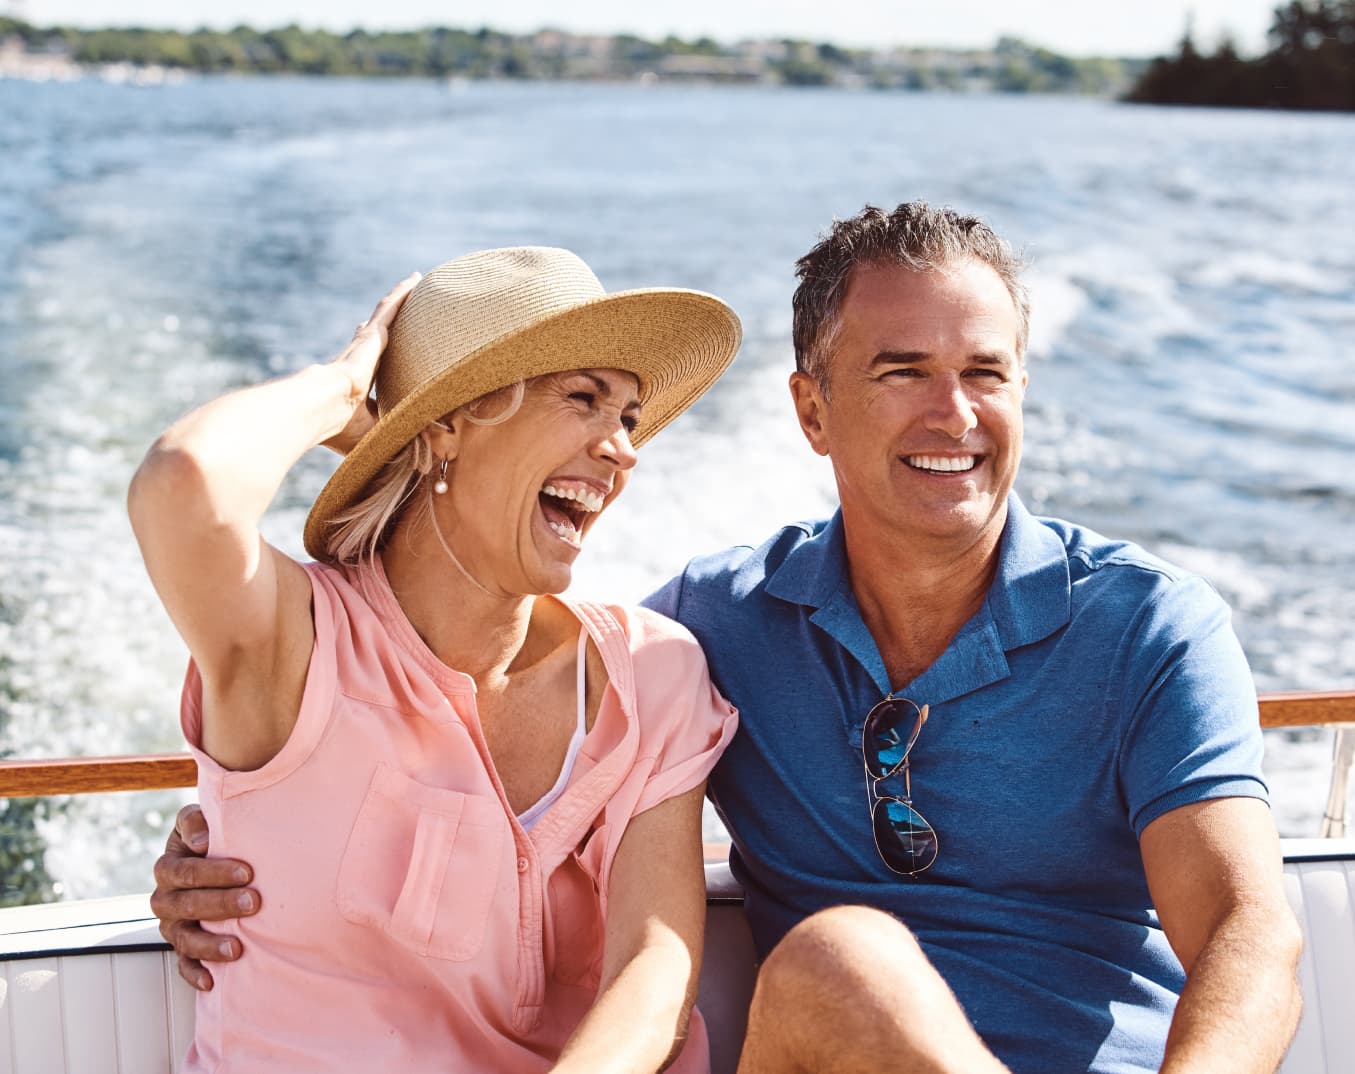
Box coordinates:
[1,76,1353,899]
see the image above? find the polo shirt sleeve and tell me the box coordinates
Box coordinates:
[1116,572,1268,837]
[641,572,683,620]
[625,608,738,816]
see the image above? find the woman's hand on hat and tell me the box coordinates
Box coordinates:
[321,272,421,456]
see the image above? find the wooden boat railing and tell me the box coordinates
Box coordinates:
[2,690,1353,837]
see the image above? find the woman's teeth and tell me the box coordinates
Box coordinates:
[541,482,605,548]
[542,483,605,512]
[547,519,582,547]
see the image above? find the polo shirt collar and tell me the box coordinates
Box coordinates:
[763,494,1071,704]
[764,510,851,609]
[987,494,1071,652]
[764,512,894,690]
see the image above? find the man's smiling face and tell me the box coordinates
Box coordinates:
[791,258,1027,553]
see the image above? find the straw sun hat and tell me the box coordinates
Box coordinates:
[303,246,742,559]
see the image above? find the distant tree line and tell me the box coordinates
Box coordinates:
[0,17,1136,94]
[0,19,536,77]
[1127,0,1355,110]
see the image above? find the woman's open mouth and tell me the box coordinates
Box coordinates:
[538,481,605,548]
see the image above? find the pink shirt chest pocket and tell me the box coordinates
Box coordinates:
[338,764,507,961]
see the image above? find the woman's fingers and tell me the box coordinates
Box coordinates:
[323,272,421,456]
[334,271,421,379]
[366,271,421,333]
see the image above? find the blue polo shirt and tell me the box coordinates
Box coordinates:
[645,495,1266,1074]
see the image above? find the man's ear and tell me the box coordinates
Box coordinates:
[789,371,831,457]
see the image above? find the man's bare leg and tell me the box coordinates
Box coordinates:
[736,906,1010,1074]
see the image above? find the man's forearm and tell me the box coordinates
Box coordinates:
[1159,905,1302,1074]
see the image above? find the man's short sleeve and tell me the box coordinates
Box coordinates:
[1117,573,1267,837]
[641,572,683,620]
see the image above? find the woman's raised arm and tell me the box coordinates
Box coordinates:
[127,274,419,769]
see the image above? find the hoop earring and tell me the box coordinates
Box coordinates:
[432,459,449,495]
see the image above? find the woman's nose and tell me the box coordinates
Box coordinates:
[594,422,638,470]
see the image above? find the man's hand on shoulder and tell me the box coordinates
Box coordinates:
[151,803,260,991]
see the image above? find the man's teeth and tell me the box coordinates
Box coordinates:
[547,519,582,546]
[905,455,977,473]
[542,484,604,512]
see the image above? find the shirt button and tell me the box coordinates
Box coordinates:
[517,857,529,873]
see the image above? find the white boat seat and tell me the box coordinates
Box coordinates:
[1275,840,1355,1074]
[1,841,1351,1074]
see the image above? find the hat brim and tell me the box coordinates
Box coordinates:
[303,287,741,560]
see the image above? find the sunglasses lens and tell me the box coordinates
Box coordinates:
[864,698,922,778]
[872,798,939,875]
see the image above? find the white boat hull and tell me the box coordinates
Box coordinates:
[1,841,1351,1074]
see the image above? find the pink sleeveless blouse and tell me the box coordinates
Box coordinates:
[179,559,737,1072]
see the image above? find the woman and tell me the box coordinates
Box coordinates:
[128,247,742,1073]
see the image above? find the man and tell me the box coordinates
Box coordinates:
[153,203,1302,1073]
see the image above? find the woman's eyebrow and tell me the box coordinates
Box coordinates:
[573,371,641,410]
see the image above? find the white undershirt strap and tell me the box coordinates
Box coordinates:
[517,628,589,831]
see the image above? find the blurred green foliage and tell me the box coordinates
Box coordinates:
[0,16,1136,94]
[0,638,58,906]
[0,797,58,908]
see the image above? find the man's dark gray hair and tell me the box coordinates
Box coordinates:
[792,202,1030,390]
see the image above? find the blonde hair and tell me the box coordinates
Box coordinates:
[322,381,526,565]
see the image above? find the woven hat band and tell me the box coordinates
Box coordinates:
[378,247,606,416]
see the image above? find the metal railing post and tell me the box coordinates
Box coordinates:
[1320,727,1355,838]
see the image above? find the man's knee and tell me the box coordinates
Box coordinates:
[742,906,1005,1074]
[755,904,926,1015]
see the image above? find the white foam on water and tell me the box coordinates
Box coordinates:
[1187,251,1348,296]
[1024,268,1087,361]
[1060,247,1201,346]
[0,185,254,897]
[1153,542,1273,614]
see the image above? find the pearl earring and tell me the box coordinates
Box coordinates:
[433,459,449,495]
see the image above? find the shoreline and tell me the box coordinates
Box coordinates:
[0,21,1141,96]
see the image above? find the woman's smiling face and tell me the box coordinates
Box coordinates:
[432,367,642,596]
